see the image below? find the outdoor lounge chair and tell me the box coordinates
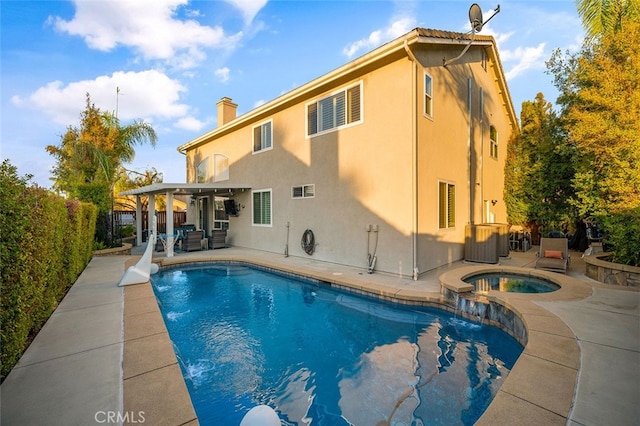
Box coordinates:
[184,230,203,252]
[535,237,570,273]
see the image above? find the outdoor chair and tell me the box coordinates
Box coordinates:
[535,237,570,273]
[209,229,228,249]
[184,230,203,252]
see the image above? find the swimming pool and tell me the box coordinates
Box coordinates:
[151,263,523,425]
[464,272,560,294]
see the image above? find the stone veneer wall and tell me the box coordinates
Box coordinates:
[584,253,640,287]
[440,288,528,346]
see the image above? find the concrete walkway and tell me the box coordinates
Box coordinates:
[539,285,640,425]
[1,256,125,425]
[1,248,638,425]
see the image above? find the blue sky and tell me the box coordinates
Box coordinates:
[1,0,584,188]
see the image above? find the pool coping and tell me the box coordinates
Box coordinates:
[123,254,593,425]
[440,265,593,424]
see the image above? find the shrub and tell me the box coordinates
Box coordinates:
[599,208,640,266]
[0,160,97,381]
[121,224,135,238]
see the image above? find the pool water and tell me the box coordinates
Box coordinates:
[464,273,560,294]
[151,264,523,425]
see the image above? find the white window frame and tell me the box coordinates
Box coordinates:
[424,72,433,119]
[252,119,273,154]
[292,184,315,199]
[306,81,362,137]
[489,125,498,159]
[252,189,272,227]
[213,197,230,230]
[438,180,456,229]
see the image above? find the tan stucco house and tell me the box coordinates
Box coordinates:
[125,28,517,279]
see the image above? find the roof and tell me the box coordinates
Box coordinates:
[177,27,517,153]
[416,28,494,42]
[118,183,251,197]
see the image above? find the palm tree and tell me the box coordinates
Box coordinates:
[98,111,157,245]
[576,0,640,39]
[47,93,158,246]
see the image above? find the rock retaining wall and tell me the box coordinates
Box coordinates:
[584,254,640,286]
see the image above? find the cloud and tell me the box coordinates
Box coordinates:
[215,67,231,83]
[502,43,547,80]
[481,6,582,81]
[12,70,190,125]
[343,16,416,58]
[481,23,514,47]
[175,116,206,131]
[50,0,242,69]
[225,0,268,25]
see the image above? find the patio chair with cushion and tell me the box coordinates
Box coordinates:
[535,237,570,273]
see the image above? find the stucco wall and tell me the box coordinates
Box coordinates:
[185,41,513,277]
[187,58,417,276]
[413,44,512,273]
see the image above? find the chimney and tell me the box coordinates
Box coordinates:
[216,97,237,127]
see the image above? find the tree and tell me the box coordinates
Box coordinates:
[576,0,640,39]
[548,15,640,217]
[114,167,163,211]
[547,12,640,265]
[46,93,157,245]
[504,93,577,229]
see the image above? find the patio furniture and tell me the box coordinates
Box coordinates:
[184,230,203,252]
[209,230,228,249]
[535,237,570,273]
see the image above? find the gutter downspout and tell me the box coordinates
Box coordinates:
[468,78,473,225]
[479,87,484,222]
[405,40,419,281]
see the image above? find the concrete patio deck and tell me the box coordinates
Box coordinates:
[1,247,638,425]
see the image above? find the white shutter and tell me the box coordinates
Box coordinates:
[263,122,272,149]
[319,97,334,132]
[335,92,346,127]
[307,103,318,135]
[347,85,361,123]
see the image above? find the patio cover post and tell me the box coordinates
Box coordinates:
[166,191,174,257]
[148,194,155,241]
[136,196,143,246]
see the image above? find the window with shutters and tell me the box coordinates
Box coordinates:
[438,181,456,229]
[292,184,315,199]
[253,120,272,153]
[306,82,362,136]
[252,189,272,226]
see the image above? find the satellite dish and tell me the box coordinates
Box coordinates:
[469,4,483,32]
[444,4,501,67]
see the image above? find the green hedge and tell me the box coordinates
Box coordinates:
[599,208,640,267]
[0,160,97,381]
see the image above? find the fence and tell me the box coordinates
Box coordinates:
[113,210,187,233]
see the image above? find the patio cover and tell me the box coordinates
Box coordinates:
[119,182,251,197]
[119,183,251,256]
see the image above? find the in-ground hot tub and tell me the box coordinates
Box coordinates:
[464,272,560,294]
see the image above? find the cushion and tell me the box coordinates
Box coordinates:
[544,250,564,259]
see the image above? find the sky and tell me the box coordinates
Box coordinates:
[1,0,584,188]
